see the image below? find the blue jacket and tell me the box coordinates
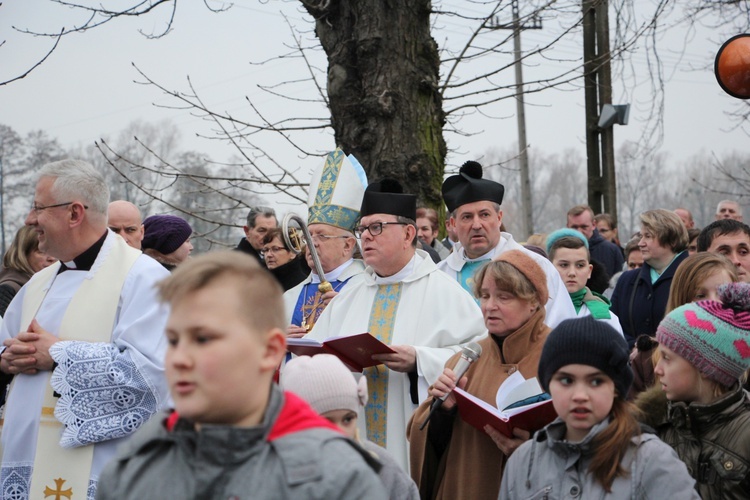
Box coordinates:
[610,251,688,348]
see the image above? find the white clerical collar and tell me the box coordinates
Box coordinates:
[311,258,355,284]
[373,252,423,284]
[460,246,497,263]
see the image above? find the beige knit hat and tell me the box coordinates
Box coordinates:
[280,354,368,414]
[494,249,549,305]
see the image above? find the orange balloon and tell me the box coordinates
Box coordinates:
[715,34,750,99]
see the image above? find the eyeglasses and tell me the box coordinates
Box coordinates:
[30,202,88,214]
[262,246,288,254]
[354,222,408,238]
[310,233,352,243]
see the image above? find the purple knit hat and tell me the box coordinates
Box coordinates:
[656,282,750,387]
[142,215,193,255]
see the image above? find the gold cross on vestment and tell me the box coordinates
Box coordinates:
[44,478,73,500]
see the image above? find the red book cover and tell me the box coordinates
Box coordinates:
[453,387,558,438]
[286,332,395,371]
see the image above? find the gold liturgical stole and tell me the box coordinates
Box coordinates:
[363,283,402,447]
[17,236,139,499]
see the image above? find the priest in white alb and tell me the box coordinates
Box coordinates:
[284,149,367,336]
[305,178,485,470]
[0,160,170,500]
[438,161,575,328]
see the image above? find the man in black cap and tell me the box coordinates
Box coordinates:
[304,178,485,471]
[439,161,575,328]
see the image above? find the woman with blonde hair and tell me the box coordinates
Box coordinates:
[0,225,56,315]
[610,209,689,348]
[408,250,551,499]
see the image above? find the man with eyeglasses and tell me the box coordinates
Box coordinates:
[439,161,575,328]
[305,178,485,471]
[236,206,278,267]
[0,159,170,499]
[284,150,367,336]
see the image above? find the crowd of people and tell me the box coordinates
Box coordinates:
[0,154,747,499]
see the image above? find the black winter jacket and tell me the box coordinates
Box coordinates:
[610,251,688,348]
[637,385,750,500]
[588,228,625,278]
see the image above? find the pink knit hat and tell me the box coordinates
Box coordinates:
[656,282,750,387]
[280,355,368,414]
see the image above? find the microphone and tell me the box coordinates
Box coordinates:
[419,342,482,430]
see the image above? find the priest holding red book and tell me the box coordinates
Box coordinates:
[305,178,484,471]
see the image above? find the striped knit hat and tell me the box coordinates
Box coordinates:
[656,282,750,387]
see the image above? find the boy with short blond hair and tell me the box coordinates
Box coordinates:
[96,251,386,500]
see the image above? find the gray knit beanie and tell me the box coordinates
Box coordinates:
[280,355,368,414]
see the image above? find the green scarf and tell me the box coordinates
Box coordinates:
[569,287,612,319]
[570,288,586,314]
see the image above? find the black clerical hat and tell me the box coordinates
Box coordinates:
[360,178,417,220]
[442,161,505,213]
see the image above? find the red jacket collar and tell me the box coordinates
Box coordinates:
[164,391,343,441]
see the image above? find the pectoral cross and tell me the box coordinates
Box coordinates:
[44,478,72,500]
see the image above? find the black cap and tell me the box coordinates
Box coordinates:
[538,317,633,398]
[442,161,505,213]
[360,178,417,220]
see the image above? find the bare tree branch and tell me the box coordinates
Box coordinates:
[0,29,63,86]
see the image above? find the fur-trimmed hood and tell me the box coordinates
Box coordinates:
[634,384,669,431]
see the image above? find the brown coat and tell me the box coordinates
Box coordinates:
[406,309,550,500]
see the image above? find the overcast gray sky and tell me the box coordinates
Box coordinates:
[2,0,748,202]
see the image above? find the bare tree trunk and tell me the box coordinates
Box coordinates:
[301,0,446,207]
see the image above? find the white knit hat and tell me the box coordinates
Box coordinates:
[280,355,368,414]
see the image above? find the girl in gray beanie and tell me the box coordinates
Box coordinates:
[500,317,699,499]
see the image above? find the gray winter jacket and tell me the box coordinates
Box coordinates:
[499,417,700,499]
[96,387,387,500]
[360,439,419,500]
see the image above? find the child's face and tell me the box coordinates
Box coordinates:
[552,247,592,294]
[322,409,358,440]
[693,270,734,302]
[165,280,279,427]
[548,364,615,442]
[654,345,703,403]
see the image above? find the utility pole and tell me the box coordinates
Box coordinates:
[491,1,541,240]
[582,0,618,223]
